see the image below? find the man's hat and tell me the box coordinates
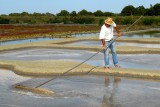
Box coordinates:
[104,17,114,25]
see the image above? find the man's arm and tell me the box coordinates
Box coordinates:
[101,39,106,49]
[114,26,121,37]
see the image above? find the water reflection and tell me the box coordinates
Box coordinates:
[101,77,121,107]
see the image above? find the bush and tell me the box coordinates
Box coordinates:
[154,17,160,26]
[142,18,154,25]
[114,17,124,25]
[0,17,10,24]
[98,19,104,26]
[71,16,95,24]
[122,17,133,25]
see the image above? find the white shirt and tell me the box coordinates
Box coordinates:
[99,22,116,41]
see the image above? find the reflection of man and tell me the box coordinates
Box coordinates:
[99,17,121,71]
[101,77,121,107]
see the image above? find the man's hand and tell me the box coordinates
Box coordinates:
[102,45,106,49]
[117,32,121,37]
[114,26,122,37]
[101,39,106,49]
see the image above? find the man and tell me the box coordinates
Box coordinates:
[99,17,121,70]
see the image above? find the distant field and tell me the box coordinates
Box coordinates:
[0,24,100,41]
[0,23,159,41]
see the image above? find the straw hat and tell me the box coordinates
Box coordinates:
[104,17,114,25]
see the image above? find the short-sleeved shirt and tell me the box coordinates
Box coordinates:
[99,22,116,41]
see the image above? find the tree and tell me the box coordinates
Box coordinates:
[78,9,90,16]
[136,6,146,15]
[70,11,77,16]
[45,12,54,16]
[121,5,136,16]
[0,17,9,24]
[146,8,154,16]
[72,16,95,24]
[33,12,42,16]
[87,11,93,16]
[20,12,29,16]
[153,3,160,16]
[94,10,104,16]
[56,10,70,16]
[9,13,20,16]
[104,12,115,16]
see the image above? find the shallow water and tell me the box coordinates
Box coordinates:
[1,69,160,107]
[65,40,160,48]
[72,31,160,38]
[0,48,159,70]
[0,37,60,46]
[0,31,159,46]
[122,31,160,38]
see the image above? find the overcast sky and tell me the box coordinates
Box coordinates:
[0,0,159,14]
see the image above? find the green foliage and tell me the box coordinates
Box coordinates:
[48,17,61,24]
[154,17,160,26]
[122,17,134,25]
[136,6,146,15]
[56,10,70,16]
[71,16,95,24]
[142,18,154,25]
[153,3,160,16]
[121,3,159,16]
[121,5,136,16]
[0,17,10,24]
[33,12,42,16]
[146,7,155,16]
[104,12,115,17]
[20,12,30,16]
[114,16,124,25]
[70,11,77,16]
[98,19,104,26]
[94,10,103,16]
[78,9,93,16]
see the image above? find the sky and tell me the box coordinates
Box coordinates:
[0,0,159,15]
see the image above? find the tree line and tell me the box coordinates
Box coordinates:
[0,3,159,25]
